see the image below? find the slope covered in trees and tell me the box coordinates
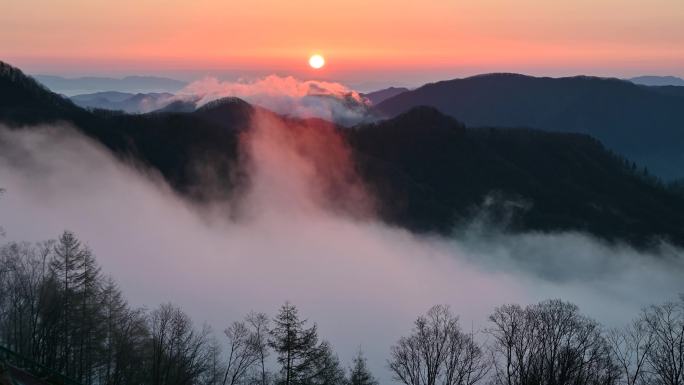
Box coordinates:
[375,74,684,180]
[347,107,684,245]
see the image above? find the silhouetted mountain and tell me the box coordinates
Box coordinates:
[84,102,253,197]
[629,75,684,86]
[0,62,87,124]
[34,74,187,95]
[348,106,684,246]
[1,62,248,196]
[362,87,409,105]
[644,85,684,98]
[153,99,198,113]
[71,91,135,103]
[192,97,255,127]
[3,61,684,246]
[376,74,684,180]
[71,91,176,113]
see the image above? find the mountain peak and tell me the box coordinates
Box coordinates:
[0,61,25,79]
[391,105,463,127]
[192,97,255,129]
[0,61,84,124]
[196,96,252,112]
[362,86,410,105]
[1,60,51,93]
[361,106,465,140]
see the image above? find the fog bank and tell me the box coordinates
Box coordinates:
[1,121,683,382]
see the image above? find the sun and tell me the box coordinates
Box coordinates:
[308,54,325,69]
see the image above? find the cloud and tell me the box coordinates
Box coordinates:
[234,111,374,219]
[135,93,179,113]
[0,120,683,383]
[178,75,374,125]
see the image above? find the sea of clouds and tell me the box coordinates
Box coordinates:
[1,98,683,382]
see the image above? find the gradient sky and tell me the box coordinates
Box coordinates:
[3,0,684,85]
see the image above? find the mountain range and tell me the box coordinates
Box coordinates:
[3,61,684,247]
[70,91,176,113]
[33,74,187,95]
[629,75,684,86]
[375,73,684,181]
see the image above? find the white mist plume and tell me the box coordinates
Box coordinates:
[179,75,373,125]
[1,120,683,382]
[234,111,373,218]
[136,93,179,113]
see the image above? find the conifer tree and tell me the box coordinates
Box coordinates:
[348,350,377,385]
[50,230,86,377]
[269,302,323,385]
[308,341,346,385]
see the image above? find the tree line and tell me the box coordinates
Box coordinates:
[391,298,684,385]
[1,231,683,385]
[0,231,377,385]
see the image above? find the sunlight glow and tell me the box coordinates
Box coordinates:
[309,54,325,69]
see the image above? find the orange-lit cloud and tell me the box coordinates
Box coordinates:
[184,76,364,104]
[181,75,371,124]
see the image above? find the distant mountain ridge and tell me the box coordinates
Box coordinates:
[70,91,176,113]
[34,74,187,95]
[362,87,409,105]
[72,91,134,103]
[3,61,684,247]
[629,75,684,86]
[376,73,684,180]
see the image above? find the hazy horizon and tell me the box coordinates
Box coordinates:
[19,66,684,95]
[4,0,684,87]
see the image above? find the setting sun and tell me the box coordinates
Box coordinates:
[308,54,325,69]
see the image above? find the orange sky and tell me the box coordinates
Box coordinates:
[3,0,684,83]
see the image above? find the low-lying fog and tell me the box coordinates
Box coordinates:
[1,113,683,382]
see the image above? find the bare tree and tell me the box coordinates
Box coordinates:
[149,303,213,385]
[607,317,654,385]
[444,329,488,385]
[642,299,684,385]
[0,188,5,237]
[487,304,536,385]
[203,338,225,385]
[223,321,260,385]
[247,311,271,385]
[389,305,488,385]
[487,299,618,385]
[0,241,53,360]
